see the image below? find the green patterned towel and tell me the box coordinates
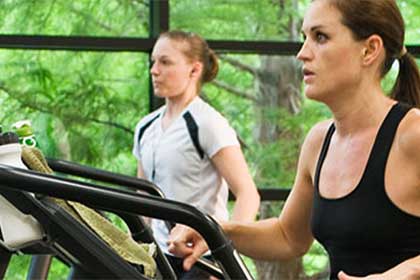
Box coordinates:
[21,146,157,278]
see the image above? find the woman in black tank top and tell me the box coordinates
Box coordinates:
[167,1,420,279]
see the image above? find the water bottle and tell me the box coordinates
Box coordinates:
[0,132,43,250]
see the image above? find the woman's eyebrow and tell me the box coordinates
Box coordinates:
[151,54,169,60]
[301,24,326,34]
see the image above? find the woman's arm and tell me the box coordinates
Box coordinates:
[211,145,260,222]
[137,161,145,178]
[136,161,152,225]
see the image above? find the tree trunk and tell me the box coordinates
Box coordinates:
[253,56,302,143]
[253,56,303,279]
[54,118,72,160]
[255,258,307,280]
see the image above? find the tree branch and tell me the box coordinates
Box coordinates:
[41,0,58,26]
[211,79,259,103]
[0,85,133,134]
[86,117,133,133]
[66,2,116,33]
[219,55,258,75]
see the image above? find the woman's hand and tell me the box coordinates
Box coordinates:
[338,271,383,280]
[338,260,420,280]
[167,224,209,271]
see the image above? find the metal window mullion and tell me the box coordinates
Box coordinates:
[148,0,169,112]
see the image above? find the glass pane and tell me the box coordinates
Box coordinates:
[0,0,149,37]
[0,49,149,175]
[170,0,309,41]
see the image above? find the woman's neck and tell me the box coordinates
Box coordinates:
[328,84,394,136]
[164,91,198,119]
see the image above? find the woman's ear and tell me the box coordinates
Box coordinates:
[190,62,203,79]
[361,34,384,66]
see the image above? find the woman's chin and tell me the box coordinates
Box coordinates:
[304,87,325,102]
[304,89,317,100]
[153,91,166,98]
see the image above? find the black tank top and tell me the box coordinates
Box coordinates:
[311,103,420,279]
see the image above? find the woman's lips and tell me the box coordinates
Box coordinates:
[303,68,315,83]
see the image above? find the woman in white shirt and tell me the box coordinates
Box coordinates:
[132,30,260,279]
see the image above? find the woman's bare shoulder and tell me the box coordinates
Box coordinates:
[298,119,334,173]
[303,119,334,149]
[397,108,420,161]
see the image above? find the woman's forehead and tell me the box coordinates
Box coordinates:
[301,0,342,32]
[152,38,187,57]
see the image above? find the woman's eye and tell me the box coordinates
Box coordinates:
[315,32,328,43]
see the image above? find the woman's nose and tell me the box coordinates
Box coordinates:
[150,62,159,75]
[296,40,312,61]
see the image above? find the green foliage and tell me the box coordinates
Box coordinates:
[171,0,311,41]
[242,255,258,278]
[399,0,420,44]
[0,49,149,175]
[4,255,30,280]
[5,255,70,280]
[303,241,329,278]
[249,100,330,188]
[0,0,149,37]
[47,258,70,280]
[382,60,399,95]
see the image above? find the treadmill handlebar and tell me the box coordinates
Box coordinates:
[0,164,252,280]
[46,158,165,198]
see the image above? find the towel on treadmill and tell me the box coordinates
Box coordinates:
[21,146,157,278]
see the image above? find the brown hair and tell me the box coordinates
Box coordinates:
[320,0,420,107]
[158,30,219,84]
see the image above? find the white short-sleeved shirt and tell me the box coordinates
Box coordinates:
[132,97,240,252]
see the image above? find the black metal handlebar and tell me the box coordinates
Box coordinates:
[0,164,253,280]
[47,158,165,197]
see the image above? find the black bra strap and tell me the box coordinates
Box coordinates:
[363,103,410,179]
[314,123,336,192]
